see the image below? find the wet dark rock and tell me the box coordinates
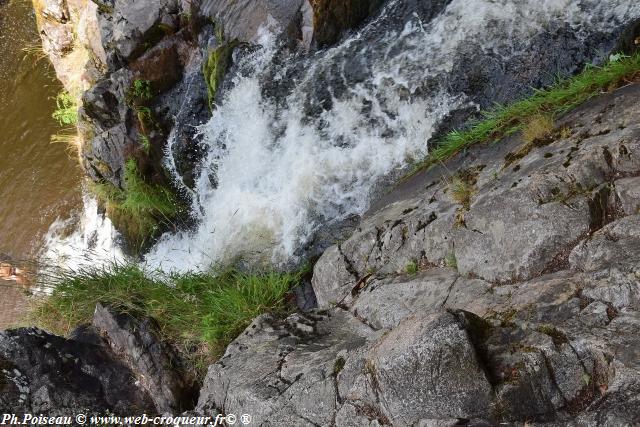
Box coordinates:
[96,0,182,70]
[0,328,155,415]
[200,0,310,45]
[83,123,133,187]
[310,0,385,47]
[93,304,198,413]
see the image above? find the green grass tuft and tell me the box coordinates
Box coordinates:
[52,91,78,126]
[127,79,153,105]
[405,260,418,275]
[411,53,640,174]
[139,133,151,154]
[90,159,179,252]
[30,264,303,375]
[448,176,475,210]
[522,114,554,144]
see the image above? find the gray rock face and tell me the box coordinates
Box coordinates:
[196,308,495,426]
[0,328,155,415]
[93,304,197,413]
[196,311,377,425]
[366,311,492,423]
[313,83,640,304]
[200,0,309,44]
[193,84,640,425]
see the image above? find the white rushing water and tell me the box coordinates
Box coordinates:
[43,0,640,273]
[40,193,126,278]
[145,0,640,272]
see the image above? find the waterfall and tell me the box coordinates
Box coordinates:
[40,193,125,278]
[42,0,640,273]
[145,0,640,272]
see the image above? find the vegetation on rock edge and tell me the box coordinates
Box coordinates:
[90,159,179,253]
[202,40,241,109]
[31,264,304,375]
[412,53,640,174]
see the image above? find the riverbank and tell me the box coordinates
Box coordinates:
[0,0,84,328]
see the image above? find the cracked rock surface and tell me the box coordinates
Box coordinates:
[0,327,155,415]
[198,84,640,425]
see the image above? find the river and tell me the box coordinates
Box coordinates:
[0,0,82,328]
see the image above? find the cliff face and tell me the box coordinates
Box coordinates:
[195,81,640,426]
[9,0,640,425]
[4,79,639,425]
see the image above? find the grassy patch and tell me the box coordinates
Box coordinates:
[202,41,241,108]
[448,176,475,209]
[405,260,418,275]
[522,114,554,143]
[412,53,640,173]
[90,159,179,252]
[31,264,303,375]
[52,91,78,126]
[139,133,151,154]
[127,79,153,105]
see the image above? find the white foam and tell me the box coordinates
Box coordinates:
[39,192,126,282]
[145,0,640,273]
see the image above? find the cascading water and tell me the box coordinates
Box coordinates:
[145,0,640,272]
[40,193,125,276]
[43,0,640,273]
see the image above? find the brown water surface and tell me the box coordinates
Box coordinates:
[0,0,83,327]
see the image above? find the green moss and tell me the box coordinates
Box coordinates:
[30,264,303,375]
[410,53,640,175]
[90,159,179,253]
[202,41,241,109]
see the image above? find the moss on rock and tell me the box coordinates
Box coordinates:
[202,40,241,109]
